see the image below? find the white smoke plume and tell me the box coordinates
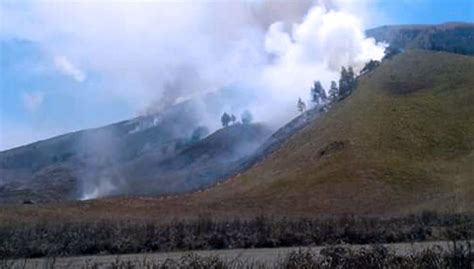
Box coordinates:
[256,4,386,124]
[1,0,387,199]
[1,0,384,122]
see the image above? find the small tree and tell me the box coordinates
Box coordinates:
[241,110,253,124]
[328,80,338,102]
[339,66,348,96]
[230,114,237,125]
[221,112,231,127]
[339,66,356,97]
[311,81,327,106]
[348,67,355,84]
[297,98,306,114]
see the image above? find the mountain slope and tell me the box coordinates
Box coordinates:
[366,22,474,55]
[0,50,472,224]
[116,123,271,197]
[189,50,474,215]
[0,88,269,203]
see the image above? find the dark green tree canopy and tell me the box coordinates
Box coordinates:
[338,66,357,97]
[328,80,338,102]
[221,112,231,127]
[311,81,327,105]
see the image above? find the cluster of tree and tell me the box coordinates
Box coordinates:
[338,66,357,98]
[298,65,358,113]
[220,112,236,127]
[221,110,253,127]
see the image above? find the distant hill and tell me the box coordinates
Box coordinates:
[0,100,202,203]
[0,87,267,203]
[366,22,474,55]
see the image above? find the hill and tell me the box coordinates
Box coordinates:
[0,88,269,203]
[196,50,474,215]
[0,50,472,224]
[366,22,474,55]
[0,109,198,203]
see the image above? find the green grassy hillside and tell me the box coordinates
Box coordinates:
[195,50,474,215]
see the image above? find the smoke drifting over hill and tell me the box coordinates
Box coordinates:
[3,0,385,128]
[1,0,386,200]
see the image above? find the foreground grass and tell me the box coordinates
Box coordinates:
[1,212,472,259]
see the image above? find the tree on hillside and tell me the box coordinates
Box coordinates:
[348,66,355,82]
[328,80,339,102]
[230,114,237,125]
[360,60,380,75]
[241,110,253,124]
[339,66,357,97]
[311,81,327,106]
[221,112,231,127]
[297,98,306,114]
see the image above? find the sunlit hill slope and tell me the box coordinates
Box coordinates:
[198,50,474,215]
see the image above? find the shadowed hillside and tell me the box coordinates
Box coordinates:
[118,123,271,196]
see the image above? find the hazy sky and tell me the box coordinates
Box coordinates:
[0,0,472,150]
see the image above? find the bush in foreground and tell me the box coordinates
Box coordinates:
[0,212,472,259]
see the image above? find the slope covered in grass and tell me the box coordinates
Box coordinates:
[194,50,474,215]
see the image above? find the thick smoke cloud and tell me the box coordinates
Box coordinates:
[1,0,386,199]
[1,1,310,113]
[2,0,383,124]
[256,4,386,124]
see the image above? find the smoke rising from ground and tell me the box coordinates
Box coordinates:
[1,0,386,199]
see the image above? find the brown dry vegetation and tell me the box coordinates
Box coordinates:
[1,212,472,259]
